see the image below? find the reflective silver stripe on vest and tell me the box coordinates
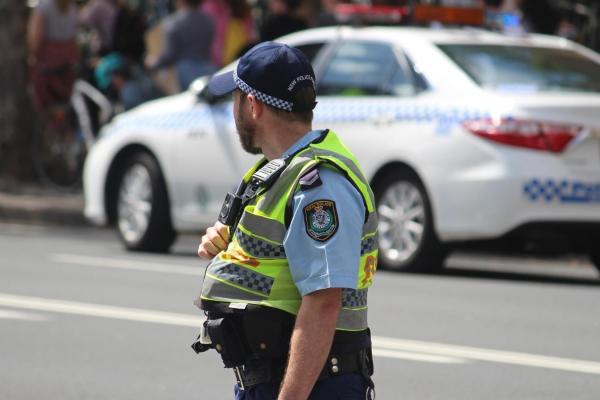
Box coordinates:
[337,307,368,331]
[360,236,378,256]
[342,288,368,308]
[200,275,267,302]
[309,148,369,189]
[235,229,286,259]
[238,212,286,243]
[206,262,274,296]
[363,212,378,236]
[258,155,313,213]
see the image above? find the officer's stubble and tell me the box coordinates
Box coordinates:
[234,91,261,155]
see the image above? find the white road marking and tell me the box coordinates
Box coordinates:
[371,348,466,364]
[0,308,49,321]
[371,337,600,375]
[0,293,201,327]
[52,254,203,276]
[1,292,600,375]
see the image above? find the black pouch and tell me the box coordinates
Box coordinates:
[206,317,248,368]
[242,312,287,358]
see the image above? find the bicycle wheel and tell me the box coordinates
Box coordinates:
[32,104,86,190]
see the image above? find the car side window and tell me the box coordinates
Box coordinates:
[295,43,326,64]
[318,41,415,97]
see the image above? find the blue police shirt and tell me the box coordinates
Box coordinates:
[281,130,365,296]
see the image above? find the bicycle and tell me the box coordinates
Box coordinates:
[31,77,113,190]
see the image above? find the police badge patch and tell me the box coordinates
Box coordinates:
[303,200,338,241]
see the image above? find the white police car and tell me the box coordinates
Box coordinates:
[84,26,600,272]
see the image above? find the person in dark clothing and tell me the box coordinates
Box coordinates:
[520,0,559,35]
[259,0,307,42]
[112,0,147,65]
[146,0,216,90]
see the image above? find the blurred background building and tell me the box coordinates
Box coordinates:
[1,0,599,181]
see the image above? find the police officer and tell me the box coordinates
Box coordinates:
[194,42,377,400]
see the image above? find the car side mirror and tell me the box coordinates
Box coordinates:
[190,76,224,105]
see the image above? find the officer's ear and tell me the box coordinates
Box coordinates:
[246,94,263,120]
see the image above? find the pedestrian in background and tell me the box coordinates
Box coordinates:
[79,0,119,57]
[259,0,308,42]
[27,0,79,110]
[111,0,147,65]
[222,0,256,65]
[313,0,340,27]
[195,41,377,400]
[146,0,215,91]
[202,0,255,67]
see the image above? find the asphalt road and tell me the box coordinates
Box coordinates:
[1,223,599,400]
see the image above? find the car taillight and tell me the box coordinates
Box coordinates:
[462,118,582,153]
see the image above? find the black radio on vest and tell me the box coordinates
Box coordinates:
[218,158,287,231]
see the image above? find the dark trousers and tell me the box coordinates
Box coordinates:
[234,373,370,399]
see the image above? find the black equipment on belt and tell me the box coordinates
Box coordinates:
[191,306,374,391]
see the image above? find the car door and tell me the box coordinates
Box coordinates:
[168,80,257,230]
[313,40,431,178]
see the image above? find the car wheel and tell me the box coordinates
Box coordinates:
[374,169,446,272]
[115,152,176,252]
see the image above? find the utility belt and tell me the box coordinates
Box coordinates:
[191,302,374,390]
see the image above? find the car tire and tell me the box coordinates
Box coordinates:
[115,152,176,252]
[373,169,447,272]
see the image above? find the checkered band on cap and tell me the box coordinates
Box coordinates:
[234,69,293,112]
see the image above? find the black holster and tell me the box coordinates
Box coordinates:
[205,317,248,368]
[192,306,294,368]
[192,304,374,390]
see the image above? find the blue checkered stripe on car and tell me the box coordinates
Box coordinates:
[313,99,490,134]
[105,104,221,137]
[213,263,274,296]
[105,94,491,138]
[235,229,286,259]
[360,236,377,255]
[342,288,368,308]
[234,70,293,112]
[523,179,600,203]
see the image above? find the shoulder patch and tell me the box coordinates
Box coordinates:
[299,168,322,190]
[303,200,338,241]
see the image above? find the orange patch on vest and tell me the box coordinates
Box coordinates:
[220,248,260,268]
[361,255,376,287]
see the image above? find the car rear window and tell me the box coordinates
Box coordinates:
[438,44,600,93]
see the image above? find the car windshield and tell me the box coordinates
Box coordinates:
[438,44,600,93]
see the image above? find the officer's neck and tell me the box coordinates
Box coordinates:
[258,118,312,161]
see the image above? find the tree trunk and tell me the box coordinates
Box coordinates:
[0,2,35,181]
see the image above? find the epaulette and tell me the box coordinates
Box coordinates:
[298,167,322,191]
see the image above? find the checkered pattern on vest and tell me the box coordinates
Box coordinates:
[215,263,275,296]
[360,236,378,256]
[342,288,368,308]
[235,229,286,259]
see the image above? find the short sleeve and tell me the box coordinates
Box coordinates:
[283,165,365,296]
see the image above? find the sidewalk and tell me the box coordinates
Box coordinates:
[0,180,87,226]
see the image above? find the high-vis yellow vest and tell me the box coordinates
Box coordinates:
[200,130,378,331]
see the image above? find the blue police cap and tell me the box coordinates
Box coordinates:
[208,42,316,112]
